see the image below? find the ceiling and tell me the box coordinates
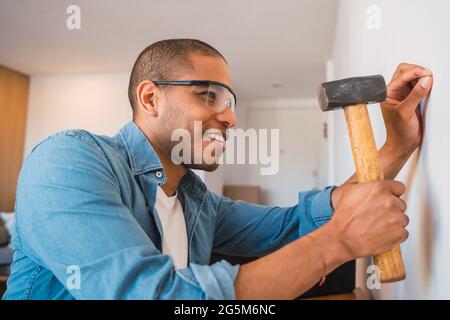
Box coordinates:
[0,0,339,100]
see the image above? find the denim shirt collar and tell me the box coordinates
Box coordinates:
[114,121,207,196]
[115,121,165,176]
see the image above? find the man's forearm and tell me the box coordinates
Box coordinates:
[345,142,414,184]
[332,142,414,207]
[233,223,351,299]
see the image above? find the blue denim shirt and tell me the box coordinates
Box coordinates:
[3,121,334,300]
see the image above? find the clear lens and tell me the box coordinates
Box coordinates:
[197,83,236,114]
[154,80,237,114]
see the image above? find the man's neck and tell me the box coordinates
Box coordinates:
[134,120,187,197]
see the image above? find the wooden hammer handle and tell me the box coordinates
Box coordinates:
[344,104,406,283]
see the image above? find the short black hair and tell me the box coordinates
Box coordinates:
[128,39,227,112]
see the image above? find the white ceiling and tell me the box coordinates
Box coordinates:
[0,0,339,100]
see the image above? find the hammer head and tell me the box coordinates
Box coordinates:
[318,75,387,111]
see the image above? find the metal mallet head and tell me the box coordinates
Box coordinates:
[317,75,387,111]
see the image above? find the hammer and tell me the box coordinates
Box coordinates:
[318,75,406,283]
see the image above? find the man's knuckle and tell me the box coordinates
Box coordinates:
[374,182,385,193]
[384,198,395,210]
[390,215,401,226]
[391,198,399,209]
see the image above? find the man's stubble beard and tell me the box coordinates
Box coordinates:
[159,103,220,172]
[184,162,220,172]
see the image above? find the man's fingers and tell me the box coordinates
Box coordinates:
[386,212,409,229]
[384,180,406,197]
[393,197,407,212]
[387,67,430,99]
[391,63,424,80]
[398,76,433,114]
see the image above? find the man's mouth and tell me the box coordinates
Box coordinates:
[203,129,226,145]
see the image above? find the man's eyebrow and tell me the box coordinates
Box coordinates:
[196,83,218,90]
[194,85,210,90]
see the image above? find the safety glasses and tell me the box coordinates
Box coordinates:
[153,80,237,114]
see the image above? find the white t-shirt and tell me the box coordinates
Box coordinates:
[154,186,188,270]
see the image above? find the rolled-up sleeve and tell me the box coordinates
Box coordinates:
[189,261,239,300]
[212,186,335,258]
[298,186,335,237]
[15,133,238,300]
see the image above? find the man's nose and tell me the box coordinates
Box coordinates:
[216,107,237,128]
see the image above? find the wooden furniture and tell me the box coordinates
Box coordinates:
[223,185,261,204]
[0,65,29,212]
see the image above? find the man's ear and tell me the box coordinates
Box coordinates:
[136,80,160,117]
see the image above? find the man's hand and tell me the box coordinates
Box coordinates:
[235,180,409,299]
[326,180,409,259]
[381,63,433,156]
[332,63,434,197]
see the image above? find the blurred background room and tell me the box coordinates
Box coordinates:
[1,0,450,300]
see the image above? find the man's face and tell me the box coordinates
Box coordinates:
[155,53,236,171]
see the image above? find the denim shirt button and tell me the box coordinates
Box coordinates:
[155,171,162,178]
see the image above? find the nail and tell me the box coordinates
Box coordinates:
[419,76,432,89]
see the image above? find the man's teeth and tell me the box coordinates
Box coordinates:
[205,133,225,143]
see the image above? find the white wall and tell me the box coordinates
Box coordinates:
[223,98,326,206]
[25,73,132,156]
[331,0,450,299]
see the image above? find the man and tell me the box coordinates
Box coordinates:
[4,39,432,300]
